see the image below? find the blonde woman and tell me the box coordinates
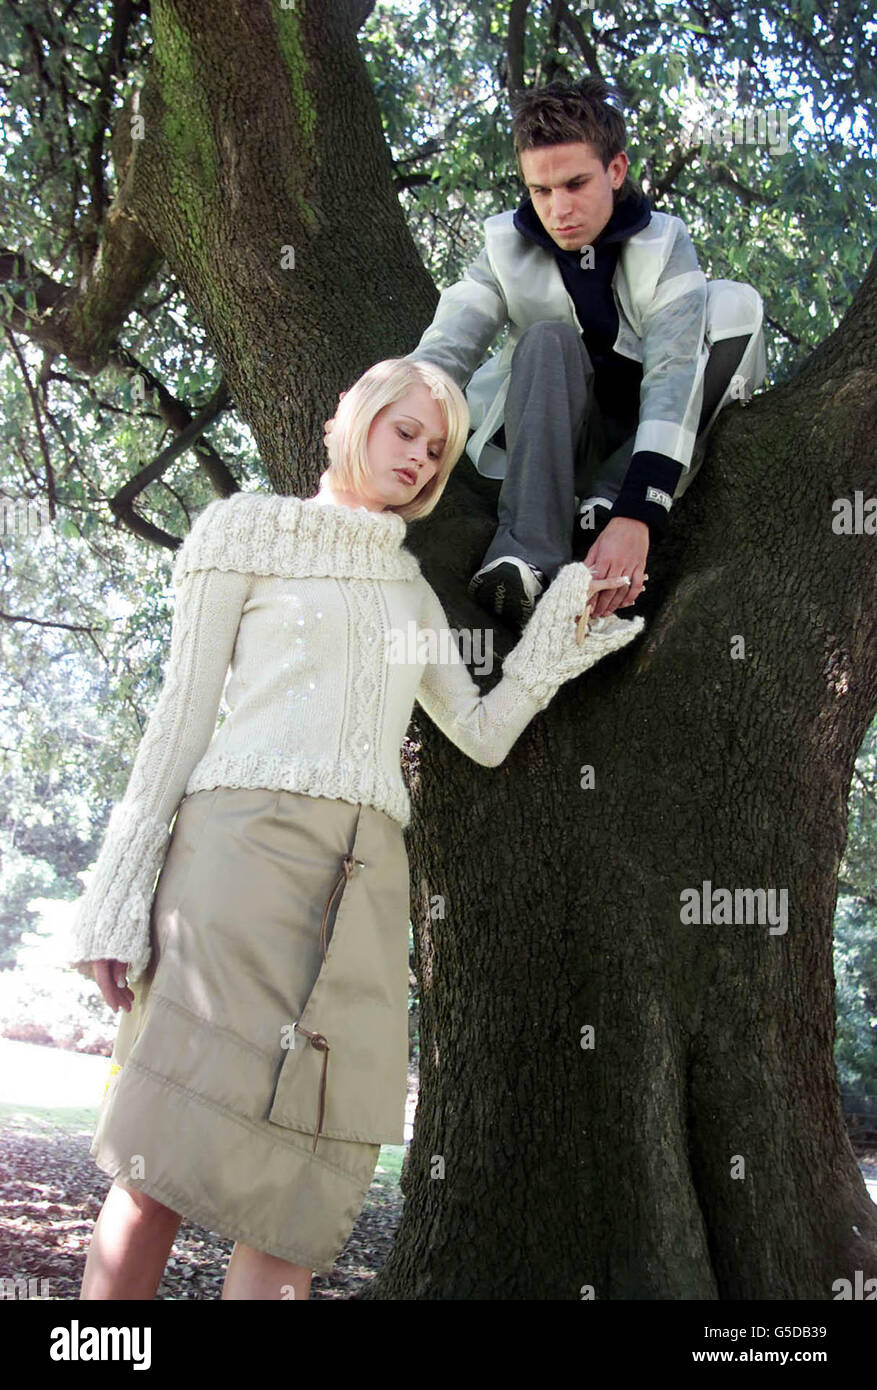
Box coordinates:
[69,358,643,1301]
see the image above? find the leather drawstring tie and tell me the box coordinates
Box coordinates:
[294,852,365,1153]
[318,853,362,965]
[292,1023,330,1153]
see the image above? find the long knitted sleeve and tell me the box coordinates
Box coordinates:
[66,561,252,983]
[414,562,645,766]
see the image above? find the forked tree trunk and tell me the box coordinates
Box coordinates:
[127,1,876,1298]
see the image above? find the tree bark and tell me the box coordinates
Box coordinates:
[35,0,877,1297]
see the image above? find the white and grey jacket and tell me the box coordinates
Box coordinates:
[406,197,766,533]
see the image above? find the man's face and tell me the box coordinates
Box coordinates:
[519,141,629,251]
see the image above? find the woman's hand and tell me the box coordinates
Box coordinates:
[574,571,637,644]
[93,958,135,1013]
[323,389,348,449]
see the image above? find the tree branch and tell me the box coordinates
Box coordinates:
[3,329,57,520]
[78,1,139,272]
[0,609,100,635]
[707,161,780,208]
[853,765,877,806]
[108,375,235,548]
[837,879,877,909]
[507,0,531,96]
[651,144,702,201]
[0,249,71,332]
[109,347,241,498]
[0,207,162,375]
[559,1,602,77]
[0,74,163,376]
[762,311,802,347]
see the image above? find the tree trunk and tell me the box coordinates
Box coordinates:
[126,0,437,488]
[373,254,877,1299]
[126,1,877,1297]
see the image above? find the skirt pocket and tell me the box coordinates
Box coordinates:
[266,802,410,1150]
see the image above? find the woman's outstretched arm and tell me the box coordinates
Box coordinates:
[66,508,251,985]
[413,563,644,766]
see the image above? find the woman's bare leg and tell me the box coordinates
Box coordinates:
[80,1179,182,1300]
[221,1242,312,1300]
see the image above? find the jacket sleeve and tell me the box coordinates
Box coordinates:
[404,245,510,390]
[413,566,645,767]
[631,220,708,475]
[66,502,252,984]
[609,450,684,541]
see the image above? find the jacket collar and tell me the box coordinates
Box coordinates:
[173,491,423,585]
[513,188,651,255]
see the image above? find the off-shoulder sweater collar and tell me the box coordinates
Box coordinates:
[173,490,423,585]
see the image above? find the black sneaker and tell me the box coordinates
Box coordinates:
[468,555,547,628]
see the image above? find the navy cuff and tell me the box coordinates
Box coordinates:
[610,451,684,540]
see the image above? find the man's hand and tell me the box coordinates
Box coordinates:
[93,958,134,1013]
[583,517,649,618]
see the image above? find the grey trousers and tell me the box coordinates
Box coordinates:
[470,321,756,580]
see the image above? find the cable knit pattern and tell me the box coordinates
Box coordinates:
[342,579,386,782]
[67,490,644,984]
[68,804,170,983]
[183,753,411,829]
[172,490,422,585]
[501,562,646,705]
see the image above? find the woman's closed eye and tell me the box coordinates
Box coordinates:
[396,426,442,460]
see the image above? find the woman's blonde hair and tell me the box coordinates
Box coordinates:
[321,358,469,522]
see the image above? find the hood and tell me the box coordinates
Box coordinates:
[513,188,651,257]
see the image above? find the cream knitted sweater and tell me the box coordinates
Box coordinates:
[67,491,644,982]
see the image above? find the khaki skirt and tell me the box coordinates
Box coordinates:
[89,786,411,1273]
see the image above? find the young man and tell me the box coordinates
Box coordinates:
[403,76,767,629]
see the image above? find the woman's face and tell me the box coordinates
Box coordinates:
[361,384,447,509]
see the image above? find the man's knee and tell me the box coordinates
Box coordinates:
[512,320,586,363]
[699,281,767,427]
[697,326,766,439]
